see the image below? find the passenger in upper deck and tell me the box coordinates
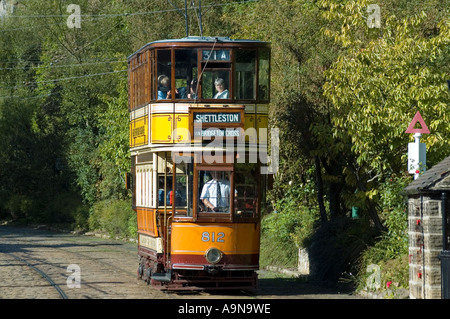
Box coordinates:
[213,78,229,99]
[158,75,179,100]
[188,79,198,99]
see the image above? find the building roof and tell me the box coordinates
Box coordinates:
[403,155,450,195]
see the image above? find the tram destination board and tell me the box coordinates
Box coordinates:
[190,108,244,140]
[193,112,241,124]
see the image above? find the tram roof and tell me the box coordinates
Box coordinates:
[128,36,270,60]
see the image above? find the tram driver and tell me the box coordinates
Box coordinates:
[200,171,231,212]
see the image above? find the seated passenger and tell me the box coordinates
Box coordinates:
[157,75,178,100]
[213,78,229,99]
[188,79,198,99]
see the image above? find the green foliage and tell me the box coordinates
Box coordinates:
[322,0,450,173]
[270,184,319,247]
[0,0,133,225]
[379,174,410,257]
[89,199,136,239]
[356,174,410,291]
[261,183,318,269]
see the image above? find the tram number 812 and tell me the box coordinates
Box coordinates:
[201,231,225,243]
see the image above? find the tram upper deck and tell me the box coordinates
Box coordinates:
[127,36,271,150]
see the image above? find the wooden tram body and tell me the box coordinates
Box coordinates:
[127,37,271,290]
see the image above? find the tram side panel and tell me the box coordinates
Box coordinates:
[133,152,174,276]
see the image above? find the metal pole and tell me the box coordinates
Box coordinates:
[414,133,422,180]
[443,192,447,251]
[199,0,203,37]
[441,192,449,299]
[184,0,189,37]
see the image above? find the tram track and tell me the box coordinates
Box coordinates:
[5,252,68,299]
[38,237,179,299]
[0,226,171,299]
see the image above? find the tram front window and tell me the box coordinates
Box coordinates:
[199,170,232,213]
[175,49,198,100]
[200,49,231,101]
[201,70,230,100]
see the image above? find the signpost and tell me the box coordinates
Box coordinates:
[405,111,429,180]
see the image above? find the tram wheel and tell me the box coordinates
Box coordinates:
[146,268,152,285]
[137,264,144,279]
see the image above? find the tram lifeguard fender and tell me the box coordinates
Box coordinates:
[170,223,260,268]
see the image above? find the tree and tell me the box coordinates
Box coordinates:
[321,0,450,228]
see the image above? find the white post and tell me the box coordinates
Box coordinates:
[408,133,426,180]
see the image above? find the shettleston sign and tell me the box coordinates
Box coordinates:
[193,112,241,124]
[190,108,244,140]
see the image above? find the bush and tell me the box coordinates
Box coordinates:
[3,194,33,220]
[0,191,89,230]
[355,174,410,291]
[307,216,377,284]
[89,199,136,239]
[260,183,318,269]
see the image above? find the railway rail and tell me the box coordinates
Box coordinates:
[5,252,68,299]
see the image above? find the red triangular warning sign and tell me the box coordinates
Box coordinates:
[405,111,430,134]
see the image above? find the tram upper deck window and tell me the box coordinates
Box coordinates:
[201,68,230,100]
[258,49,270,101]
[235,50,256,100]
[157,50,172,100]
[201,49,231,100]
[175,49,197,100]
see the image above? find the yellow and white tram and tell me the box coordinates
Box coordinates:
[127,36,271,290]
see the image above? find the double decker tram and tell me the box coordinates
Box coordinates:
[127,37,271,290]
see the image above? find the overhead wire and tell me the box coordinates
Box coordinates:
[2,0,258,20]
[0,69,127,90]
[0,60,126,70]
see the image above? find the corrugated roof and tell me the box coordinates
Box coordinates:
[403,155,450,195]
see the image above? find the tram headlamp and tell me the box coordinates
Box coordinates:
[205,248,223,264]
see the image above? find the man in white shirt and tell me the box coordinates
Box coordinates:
[200,171,231,212]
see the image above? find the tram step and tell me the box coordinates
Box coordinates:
[151,271,172,282]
